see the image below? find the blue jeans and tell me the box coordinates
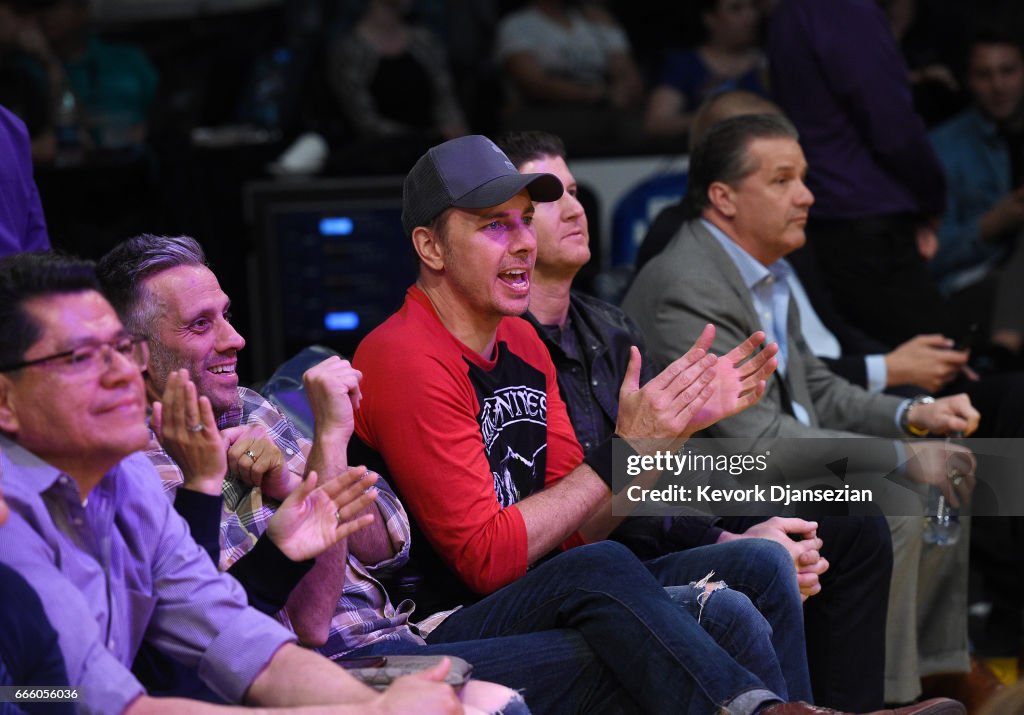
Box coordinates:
[649,539,813,703]
[426,541,781,715]
[348,629,638,715]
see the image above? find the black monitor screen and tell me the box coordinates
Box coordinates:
[247,178,414,378]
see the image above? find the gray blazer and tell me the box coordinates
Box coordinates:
[622,219,907,474]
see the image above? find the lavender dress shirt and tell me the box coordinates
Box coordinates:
[0,437,296,714]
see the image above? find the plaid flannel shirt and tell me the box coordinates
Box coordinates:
[147,386,423,655]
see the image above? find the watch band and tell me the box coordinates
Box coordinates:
[901,395,935,437]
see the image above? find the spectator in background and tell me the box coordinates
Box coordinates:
[0,104,49,256]
[0,0,60,162]
[881,0,963,128]
[326,0,468,143]
[635,89,778,273]
[644,0,767,140]
[37,0,157,150]
[768,0,953,349]
[495,0,644,151]
[930,28,1024,357]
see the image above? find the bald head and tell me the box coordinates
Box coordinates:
[690,90,783,151]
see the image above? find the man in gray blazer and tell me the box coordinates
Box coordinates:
[623,113,982,708]
[624,115,977,454]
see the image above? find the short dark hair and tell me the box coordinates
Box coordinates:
[97,234,207,338]
[0,251,100,368]
[493,130,567,170]
[427,208,452,242]
[684,113,799,216]
[967,24,1024,62]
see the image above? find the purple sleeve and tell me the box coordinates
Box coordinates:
[130,462,298,704]
[655,51,703,105]
[0,106,49,255]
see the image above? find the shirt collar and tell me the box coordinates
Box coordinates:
[704,220,798,292]
[216,389,245,430]
[0,434,65,495]
[702,218,793,288]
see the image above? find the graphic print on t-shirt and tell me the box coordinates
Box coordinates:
[465,343,549,508]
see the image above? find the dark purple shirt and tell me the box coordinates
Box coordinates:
[0,105,48,256]
[767,0,946,219]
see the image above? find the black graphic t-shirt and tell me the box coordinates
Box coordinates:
[467,346,549,508]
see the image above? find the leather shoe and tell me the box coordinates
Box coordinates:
[920,656,1005,714]
[761,697,965,715]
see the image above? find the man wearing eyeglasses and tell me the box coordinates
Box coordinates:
[0,251,474,714]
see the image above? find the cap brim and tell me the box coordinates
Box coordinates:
[453,172,563,209]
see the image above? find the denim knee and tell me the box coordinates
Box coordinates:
[560,540,640,576]
[743,538,793,576]
[571,540,636,564]
[701,587,773,641]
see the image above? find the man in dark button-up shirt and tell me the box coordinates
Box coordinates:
[500,129,912,712]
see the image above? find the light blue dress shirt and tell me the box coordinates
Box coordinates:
[703,219,812,425]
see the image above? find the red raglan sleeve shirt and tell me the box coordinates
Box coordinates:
[354,286,586,595]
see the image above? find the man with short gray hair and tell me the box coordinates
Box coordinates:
[99,233,378,644]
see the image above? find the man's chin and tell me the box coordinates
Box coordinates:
[127,425,153,452]
[208,385,240,417]
[504,298,530,317]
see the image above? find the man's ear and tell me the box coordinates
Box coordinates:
[0,375,19,435]
[707,181,738,218]
[411,226,445,272]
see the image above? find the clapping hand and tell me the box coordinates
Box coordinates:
[152,369,226,495]
[689,328,777,434]
[267,467,379,562]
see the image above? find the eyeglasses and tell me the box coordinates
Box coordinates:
[0,336,149,376]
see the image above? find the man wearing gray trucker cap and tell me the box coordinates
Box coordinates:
[349,135,960,715]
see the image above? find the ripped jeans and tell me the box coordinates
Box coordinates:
[646,538,814,704]
[666,578,788,702]
[427,541,783,715]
